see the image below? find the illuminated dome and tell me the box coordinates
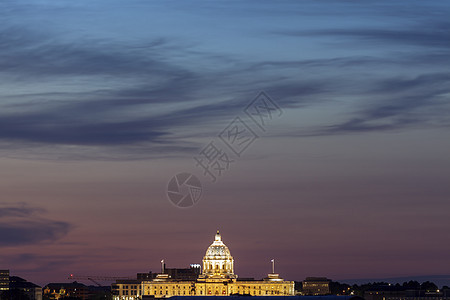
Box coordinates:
[202,231,236,279]
[205,233,232,257]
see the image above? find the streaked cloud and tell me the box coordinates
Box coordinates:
[0,203,71,246]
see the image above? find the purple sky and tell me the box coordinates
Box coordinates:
[1,0,450,287]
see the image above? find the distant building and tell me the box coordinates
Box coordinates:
[113,231,295,299]
[87,285,112,299]
[0,270,9,292]
[165,266,202,281]
[135,266,201,283]
[44,281,88,300]
[9,276,42,300]
[365,286,450,300]
[302,277,331,295]
[137,272,156,281]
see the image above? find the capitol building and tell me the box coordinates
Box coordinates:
[113,231,295,299]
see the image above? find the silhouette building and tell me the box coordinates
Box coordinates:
[9,276,42,300]
[302,277,330,295]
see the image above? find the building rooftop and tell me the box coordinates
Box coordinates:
[304,277,331,282]
[9,276,40,289]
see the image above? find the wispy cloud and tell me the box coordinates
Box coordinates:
[1,2,449,161]
[307,22,450,49]
[0,203,71,246]
[274,16,450,48]
[295,72,450,136]
[0,25,173,78]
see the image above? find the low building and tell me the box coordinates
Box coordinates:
[87,285,112,299]
[302,277,331,295]
[365,287,450,300]
[9,276,42,300]
[44,281,88,300]
[113,231,295,299]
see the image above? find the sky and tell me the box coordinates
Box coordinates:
[1,0,450,287]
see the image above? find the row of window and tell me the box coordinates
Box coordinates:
[205,263,232,270]
[122,285,139,289]
[121,290,139,296]
[118,284,291,296]
[146,284,288,289]
[125,285,289,291]
[144,290,287,296]
[153,285,190,289]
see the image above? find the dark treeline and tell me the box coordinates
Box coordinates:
[296,280,447,297]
